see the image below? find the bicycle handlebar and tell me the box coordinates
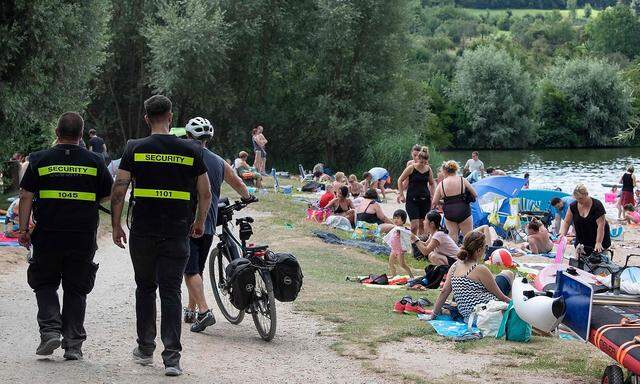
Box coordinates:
[222,196,258,214]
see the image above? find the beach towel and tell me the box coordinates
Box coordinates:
[313,230,391,256]
[0,233,19,247]
[419,314,480,338]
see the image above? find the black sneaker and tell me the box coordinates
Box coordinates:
[132,347,153,366]
[165,365,183,376]
[63,348,83,360]
[183,307,196,324]
[36,334,61,356]
[190,310,216,333]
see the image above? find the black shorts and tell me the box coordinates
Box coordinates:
[406,196,431,221]
[185,234,214,276]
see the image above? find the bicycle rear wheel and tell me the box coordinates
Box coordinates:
[209,247,245,325]
[251,270,277,341]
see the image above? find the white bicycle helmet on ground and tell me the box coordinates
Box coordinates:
[185,117,214,139]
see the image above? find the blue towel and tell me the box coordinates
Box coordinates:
[420,314,479,338]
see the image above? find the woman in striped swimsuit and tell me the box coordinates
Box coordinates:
[431,231,514,322]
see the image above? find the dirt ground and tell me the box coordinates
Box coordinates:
[0,234,391,384]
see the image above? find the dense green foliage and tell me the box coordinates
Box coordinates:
[539,58,632,146]
[585,5,640,59]
[452,0,615,9]
[3,0,640,174]
[0,1,110,157]
[449,46,536,148]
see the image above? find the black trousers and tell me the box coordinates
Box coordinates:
[129,234,189,367]
[27,237,98,350]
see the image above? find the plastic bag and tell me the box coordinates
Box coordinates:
[468,300,508,337]
[325,215,353,232]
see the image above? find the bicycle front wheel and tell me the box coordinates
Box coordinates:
[251,270,277,341]
[209,247,245,325]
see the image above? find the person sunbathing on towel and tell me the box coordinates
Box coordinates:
[326,186,356,224]
[355,189,394,234]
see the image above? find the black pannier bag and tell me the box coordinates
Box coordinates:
[269,253,303,302]
[225,258,256,310]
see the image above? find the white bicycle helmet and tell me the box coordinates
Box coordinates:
[185,117,214,139]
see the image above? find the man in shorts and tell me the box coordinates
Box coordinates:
[182,117,254,332]
[366,167,390,200]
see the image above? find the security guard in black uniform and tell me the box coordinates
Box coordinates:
[110,95,212,377]
[18,112,113,360]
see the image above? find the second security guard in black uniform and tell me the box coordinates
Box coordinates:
[18,112,113,360]
[110,95,212,377]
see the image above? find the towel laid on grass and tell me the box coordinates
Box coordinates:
[418,314,479,338]
[313,230,391,256]
[0,233,19,247]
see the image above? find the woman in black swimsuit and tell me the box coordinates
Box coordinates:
[397,147,435,236]
[431,160,477,242]
[326,186,356,224]
[355,189,394,233]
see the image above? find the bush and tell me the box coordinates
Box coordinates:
[538,58,633,146]
[449,45,536,149]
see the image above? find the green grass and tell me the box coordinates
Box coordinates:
[461,7,600,18]
[223,178,610,382]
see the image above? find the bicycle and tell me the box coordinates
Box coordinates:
[208,197,277,341]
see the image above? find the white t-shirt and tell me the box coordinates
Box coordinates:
[465,159,484,173]
[432,231,460,257]
[368,167,388,182]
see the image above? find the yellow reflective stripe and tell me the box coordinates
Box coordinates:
[38,165,97,176]
[134,188,191,200]
[134,153,194,166]
[40,190,96,201]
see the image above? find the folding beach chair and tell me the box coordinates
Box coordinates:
[299,164,313,181]
[271,169,292,194]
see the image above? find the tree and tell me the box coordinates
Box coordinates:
[448,45,536,149]
[586,5,640,60]
[0,1,110,160]
[584,3,593,18]
[143,0,230,125]
[567,0,578,19]
[538,58,632,147]
[86,0,157,152]
[632,0,640,15]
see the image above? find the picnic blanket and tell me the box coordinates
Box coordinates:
[0,233,19,247]
[313,230,391,256]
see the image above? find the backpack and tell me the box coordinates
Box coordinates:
[225,258,256,310]
[270,253,303,302]
[421,265,450,289]
[302,181,321,192]
[496,301,531,342]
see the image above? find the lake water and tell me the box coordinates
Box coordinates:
[441,148,640,203]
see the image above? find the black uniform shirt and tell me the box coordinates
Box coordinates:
[20,144,113,253]
[119,134,206,238]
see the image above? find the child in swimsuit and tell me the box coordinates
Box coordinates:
[623,204,640,224]
[388,210,414,278]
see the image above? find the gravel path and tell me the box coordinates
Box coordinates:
[0,235,388,384]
